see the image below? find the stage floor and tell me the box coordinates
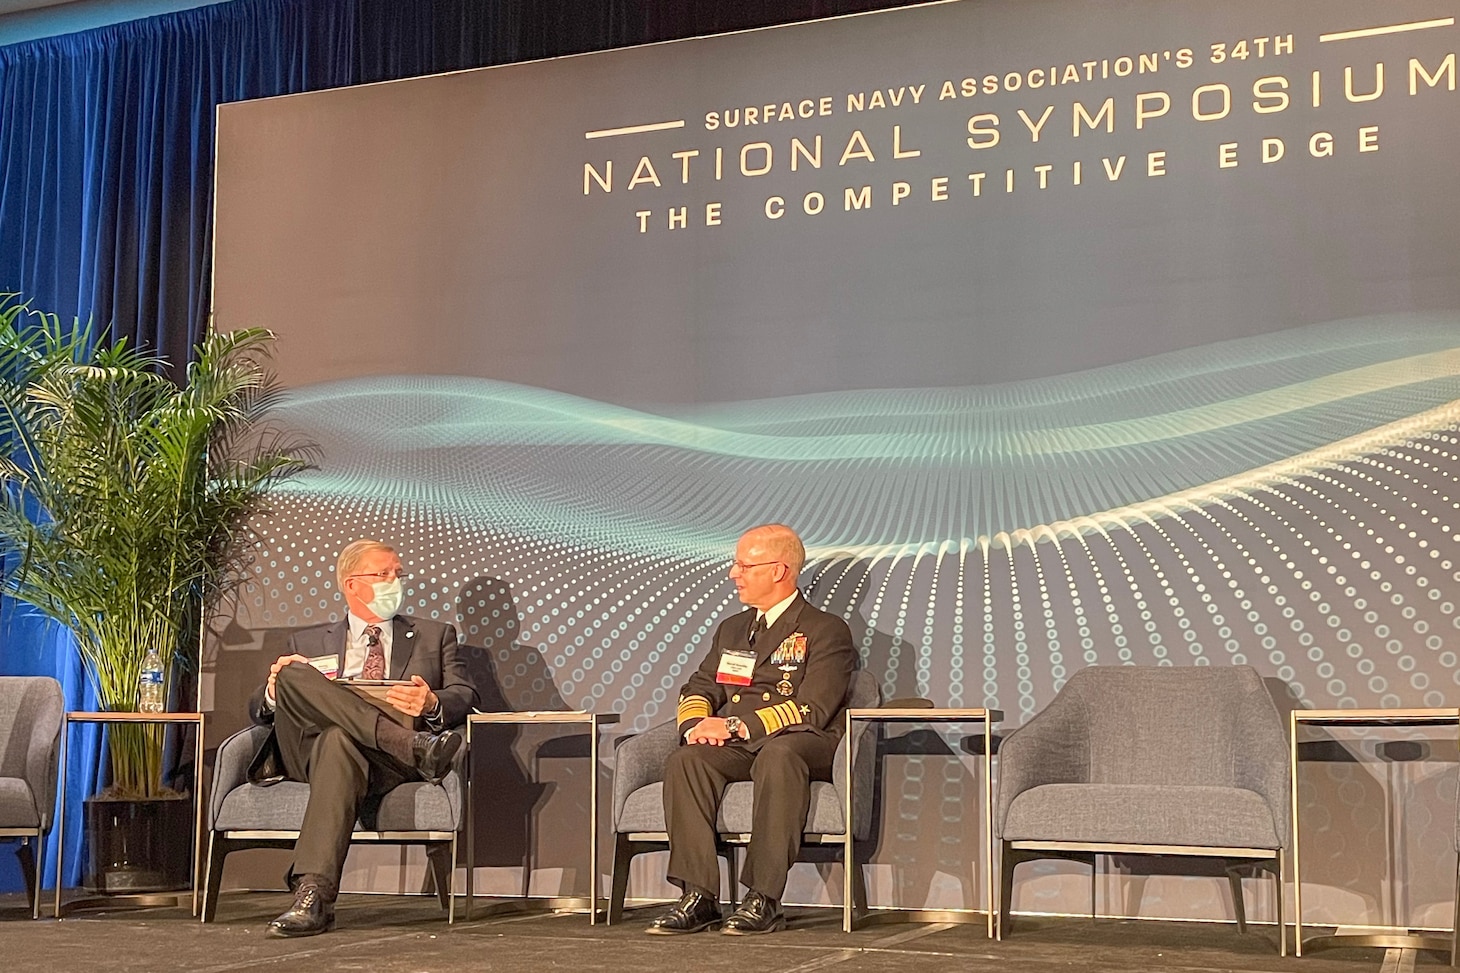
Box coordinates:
[0,891,1439,972]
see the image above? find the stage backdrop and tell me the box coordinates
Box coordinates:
[210,0,1460,924]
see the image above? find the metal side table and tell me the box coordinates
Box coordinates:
[54,711,206,918]
[1291,707,1459,956]
[463,711,618,922]
[843,707,1003,935]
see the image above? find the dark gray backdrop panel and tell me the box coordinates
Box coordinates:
[209,0,1460,920]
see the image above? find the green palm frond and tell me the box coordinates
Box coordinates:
[0,294,312,797]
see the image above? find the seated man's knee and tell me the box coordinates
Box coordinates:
[275,660,319,698]
[665,744,714,779]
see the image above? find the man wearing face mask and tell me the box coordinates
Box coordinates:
[246,539,478,937]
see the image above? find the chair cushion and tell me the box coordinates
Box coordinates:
[0,777,39,828]
[215,777,461,833]
[215,782,312,831]
[617,780,846,836]
[373,781,460,832]
[1002,783,1282,850]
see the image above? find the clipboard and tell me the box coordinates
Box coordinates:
[338,678,418,729]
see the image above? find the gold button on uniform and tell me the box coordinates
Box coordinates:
[731,694,741,703]
[762,692,771,701]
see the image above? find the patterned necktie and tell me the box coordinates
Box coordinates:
[362,625,385,679]
[748,614,767,647]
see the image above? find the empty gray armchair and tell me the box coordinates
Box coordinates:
[201,723,466,923]
[996,664,1289,952]
[0,676,64,919]
[608,669,880,929]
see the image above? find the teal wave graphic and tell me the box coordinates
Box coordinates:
[274,314,1460,552]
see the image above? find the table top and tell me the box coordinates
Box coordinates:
[1292,707,1460,727]
[467,710,621,725]
[66,711,204,723]
[847,707,1003,722]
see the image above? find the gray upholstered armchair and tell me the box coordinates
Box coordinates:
[608,668,880,930]
[0,676,64,919]
[996,664,1289,952]
[200,723,466,923]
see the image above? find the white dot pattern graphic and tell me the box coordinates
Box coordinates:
[214,330,1460,925]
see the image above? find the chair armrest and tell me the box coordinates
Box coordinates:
[832,717,878,839]
[208,724,273,829]
[611,720,681,830]
[437,723,469,829]
[1232,685,1291,847]
[995,693,1091,836]
[20,679,64,832]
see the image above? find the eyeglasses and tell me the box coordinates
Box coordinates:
[730,560,782,572]
[348,570,409,581]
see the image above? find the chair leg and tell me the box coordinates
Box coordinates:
[1450,853,1458,967]
[33,833,46,922]
[521,800,533,900]
[998,842,1015,940]
[1275,855,1286,957]
[608,834,634,925]
[849,840,868,922]
[16,837,39,920]
[725,844,740,910]
[201,833,228,923]
[1225,862,1248,934]
[448,836,458,924]
[426,842,453,913]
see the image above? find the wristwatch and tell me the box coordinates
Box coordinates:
[724,716,745,739]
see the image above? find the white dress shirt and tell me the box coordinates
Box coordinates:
[343,613,394,678]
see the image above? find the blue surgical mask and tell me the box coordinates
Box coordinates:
[366,579,403,621]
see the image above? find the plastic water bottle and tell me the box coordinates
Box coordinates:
[139,648,166,713]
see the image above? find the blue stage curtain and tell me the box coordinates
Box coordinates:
[351,0,923,82]
[0,0,359,893]
[0,0,359,372]
[0,0,916,894]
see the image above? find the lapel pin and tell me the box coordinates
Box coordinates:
[406,630,415,639]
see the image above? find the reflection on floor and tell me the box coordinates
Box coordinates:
[0,891,1433,972]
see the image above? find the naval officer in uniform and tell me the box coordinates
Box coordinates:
[648,524,855,935]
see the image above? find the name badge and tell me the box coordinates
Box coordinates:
[716,648,757,686]
[307,654,340,679]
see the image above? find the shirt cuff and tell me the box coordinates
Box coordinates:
[424,698,445,731]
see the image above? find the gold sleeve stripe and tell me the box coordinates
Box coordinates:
[677,696,712,723]
[754,700,804,735]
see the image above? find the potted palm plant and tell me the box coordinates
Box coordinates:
[0,295,309,892]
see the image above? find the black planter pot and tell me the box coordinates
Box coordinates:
[83,794,192,893]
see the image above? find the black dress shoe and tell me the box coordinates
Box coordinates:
[646,889,722,934]
[266,882,335,938]
[721,890,784,935]
[412,730,462,784]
